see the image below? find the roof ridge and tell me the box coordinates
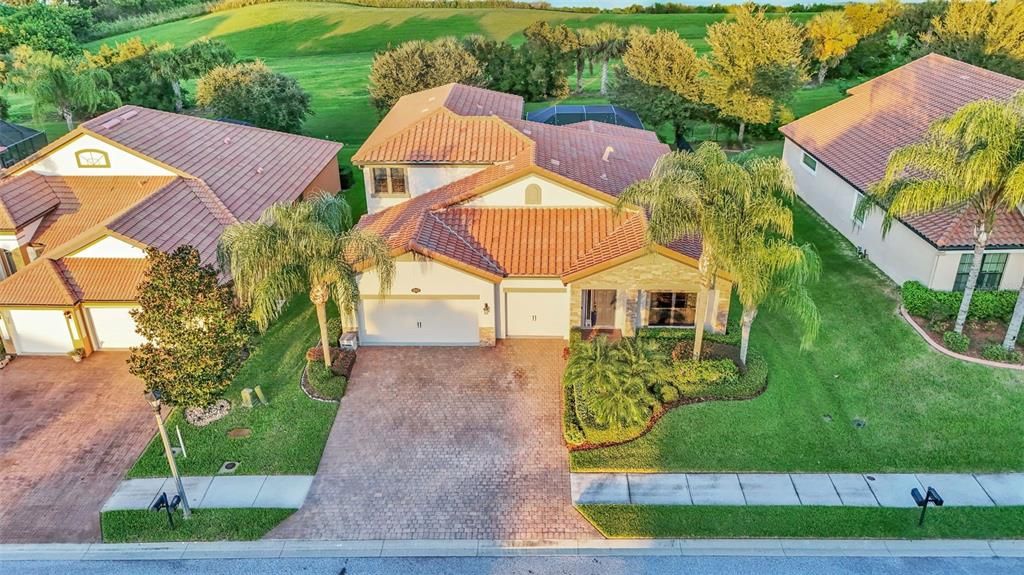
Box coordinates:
[184,178,239,225]
[420,211,504,275]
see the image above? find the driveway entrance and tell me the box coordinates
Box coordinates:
[270,340,596,540]
[0,353,153,543]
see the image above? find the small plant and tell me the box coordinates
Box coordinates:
[943,331,970,354]
[659,384,679,403]
[67,348,84,362]
[981,344,1023,364]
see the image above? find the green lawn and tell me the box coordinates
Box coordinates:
[127,297,338,478]
[571,202,1024,473]
[580,505,1024,539]
[101,508,292,542]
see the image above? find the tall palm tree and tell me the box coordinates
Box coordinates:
[9,47,120,130]
[589,23,628,95]
[218,195,394,368]
[858,92,1024,336]
[619,143,794,360]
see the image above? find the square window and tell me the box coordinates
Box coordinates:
[801,152,817,173]
[647,292,697,327]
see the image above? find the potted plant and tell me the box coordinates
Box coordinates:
[68,348,84,363]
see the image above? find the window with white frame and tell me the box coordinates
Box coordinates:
[801,152,817,174]
[371,167,408,196]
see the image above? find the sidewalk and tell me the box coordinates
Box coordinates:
[1,538,1022,561]
[571,472,1024,507]
[102,475,314,511]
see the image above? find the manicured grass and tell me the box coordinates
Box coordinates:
[571,202,1024,473]
[101,508,293,542]
[126,297,338,478]
[579,505,1024,539]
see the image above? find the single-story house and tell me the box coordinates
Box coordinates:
[350,83,731,346]
[780,53,1024,292]
[0,106,342,355]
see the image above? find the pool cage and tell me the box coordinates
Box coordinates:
[0,122,47,169]
[526,104,645,130]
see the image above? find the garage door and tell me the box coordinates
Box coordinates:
[505,290,567,337]
[86,306,145,350]
[360,298,479,345]
[9,309,74,354]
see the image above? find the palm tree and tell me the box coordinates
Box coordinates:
[619,143,793,360]
[589,23,628,95]
[218,194,394,368]
[566,336,656,428]
[858,92,1024,336]
[9,47,120,130]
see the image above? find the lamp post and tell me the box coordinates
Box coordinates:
[144,390,191,519]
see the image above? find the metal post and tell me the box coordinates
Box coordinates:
[918,500,928,526]
[152,407,191,518]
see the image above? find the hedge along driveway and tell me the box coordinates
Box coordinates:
[571,202,1024,473]
[127,298,338,478]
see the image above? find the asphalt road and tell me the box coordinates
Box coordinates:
[3,556,1022,574]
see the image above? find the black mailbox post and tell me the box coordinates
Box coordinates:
[151,492,182,529]
[911,486,944,526]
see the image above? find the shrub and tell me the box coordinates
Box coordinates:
[325,317,343,342]
[902,281,1016,322]
[565,337,656,429]
[981,344,1023,364]
[306,360,347,400]
[305,346,356,377]
[659,384,679,403]
[369,37,480,112]
[675,358,741,391]
[196,61,311,133]
[943,331,970,354]
[670,339,742,364]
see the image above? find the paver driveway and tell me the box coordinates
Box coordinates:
[0,353,153,543]
[270,340,597,540]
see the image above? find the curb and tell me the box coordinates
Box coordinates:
[1,538,1022,561]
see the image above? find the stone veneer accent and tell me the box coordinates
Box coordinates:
[479,326,496,347]
[569,252,731,335]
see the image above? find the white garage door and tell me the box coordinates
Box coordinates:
[505,290,568,337]
[86,306,145,349]
[9,309,74,354]
[360,298,479,345]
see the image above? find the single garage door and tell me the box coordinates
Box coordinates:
[86,306,145,349]
[505,290,567,337]
[9,309,74,354]
[360,298,479,345]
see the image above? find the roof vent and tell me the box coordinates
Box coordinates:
[256,167,264,175]
[602,146,615,162]
[121,110,138,121]
[100,118,122,130]
[600,173,608,180]
[223,137,231,145]
[522,128,531,136]
[550,158,560,166]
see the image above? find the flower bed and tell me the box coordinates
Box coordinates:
[302,346,355,402]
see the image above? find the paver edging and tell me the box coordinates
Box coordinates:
[900,307,1024,371]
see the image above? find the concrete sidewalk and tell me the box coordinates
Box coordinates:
[101,475,314,511]
[571,472,1024,507]
[1,538,1022,561]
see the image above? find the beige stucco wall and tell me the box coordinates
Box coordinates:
[568,252,731,337]
[363,164,486,214]
[464,174,608,207]
[931,250,1024,291]
[24,134,174,177]
[784,138,942,288]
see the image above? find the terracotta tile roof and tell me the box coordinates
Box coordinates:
[564,120,662,143]
[780,53,1024,248]
[443,84,524,119]
[0,172,63,230]
[352,109,531,164]
[60,257,149,302]
[0,258,77,306]
[32,176,176,253]
[904,204,1024,249]
[81,106,343,221]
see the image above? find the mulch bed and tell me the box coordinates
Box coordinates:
[910,313,1022,364]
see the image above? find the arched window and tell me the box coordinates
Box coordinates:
[525,183,542,205]
[75,149,110,168]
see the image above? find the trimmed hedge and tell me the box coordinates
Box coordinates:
[902,281,1016,323]
[981,344,1024,365]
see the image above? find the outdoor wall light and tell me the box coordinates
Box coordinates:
[483,303,490,315]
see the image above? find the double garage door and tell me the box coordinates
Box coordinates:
[6,306,143,354]
[360,298,480,345]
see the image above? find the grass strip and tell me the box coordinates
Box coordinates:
[101,508,294,542]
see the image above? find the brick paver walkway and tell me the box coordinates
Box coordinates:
[270,340,597,540]
[0,353,153,543]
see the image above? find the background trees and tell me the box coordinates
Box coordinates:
[0,4,92,57]
[806,11,860,85]
[7,46,119,129]
[368,37,480,113]
[465,35,568,100]
[196,60,311,132]
[128,246,254,410]
[919,0,1024,79]
[588,23,627,95]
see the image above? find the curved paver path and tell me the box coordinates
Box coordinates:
[270,339,596,540]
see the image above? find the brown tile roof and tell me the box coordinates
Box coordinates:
[780,53,1024,248]
[0,258,77,306]
[0,172,63,230]
[904,205,1024,249]
[81,106,343,221]
[60,258,149,302]
[32,176,176,253]
[564,120,662,143]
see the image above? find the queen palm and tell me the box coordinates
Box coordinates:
[858,92,1024,337]
[218,194,394,368]
[589,23,628,95]
[618,143,793,360]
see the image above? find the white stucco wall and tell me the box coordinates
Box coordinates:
[497,277,570,339]
[364,164,485,214]
[784,138,942,288]
[67,236,146,258]
[24,134,174,177]
[0,234,17,252]
[464,174,608,207]
[355,256,496,344]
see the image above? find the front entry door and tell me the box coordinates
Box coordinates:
[582,289,616,328]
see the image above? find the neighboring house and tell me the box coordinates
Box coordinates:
[0,121,48,169]
[350,83,731,346]
[781,53,1024,292]
[0,106,342,355]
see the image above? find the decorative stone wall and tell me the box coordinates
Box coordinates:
[479,327,496,347]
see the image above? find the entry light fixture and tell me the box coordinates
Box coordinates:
[483,303,490,315]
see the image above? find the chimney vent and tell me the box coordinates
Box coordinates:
[602,146,614,162]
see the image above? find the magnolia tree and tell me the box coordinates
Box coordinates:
[197,60,311,133]
[368,37,480,113]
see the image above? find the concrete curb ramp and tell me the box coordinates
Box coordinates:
[1,539,1022,560]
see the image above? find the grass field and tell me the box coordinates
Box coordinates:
[570,202,1024,473]
[580,505,1024,539]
